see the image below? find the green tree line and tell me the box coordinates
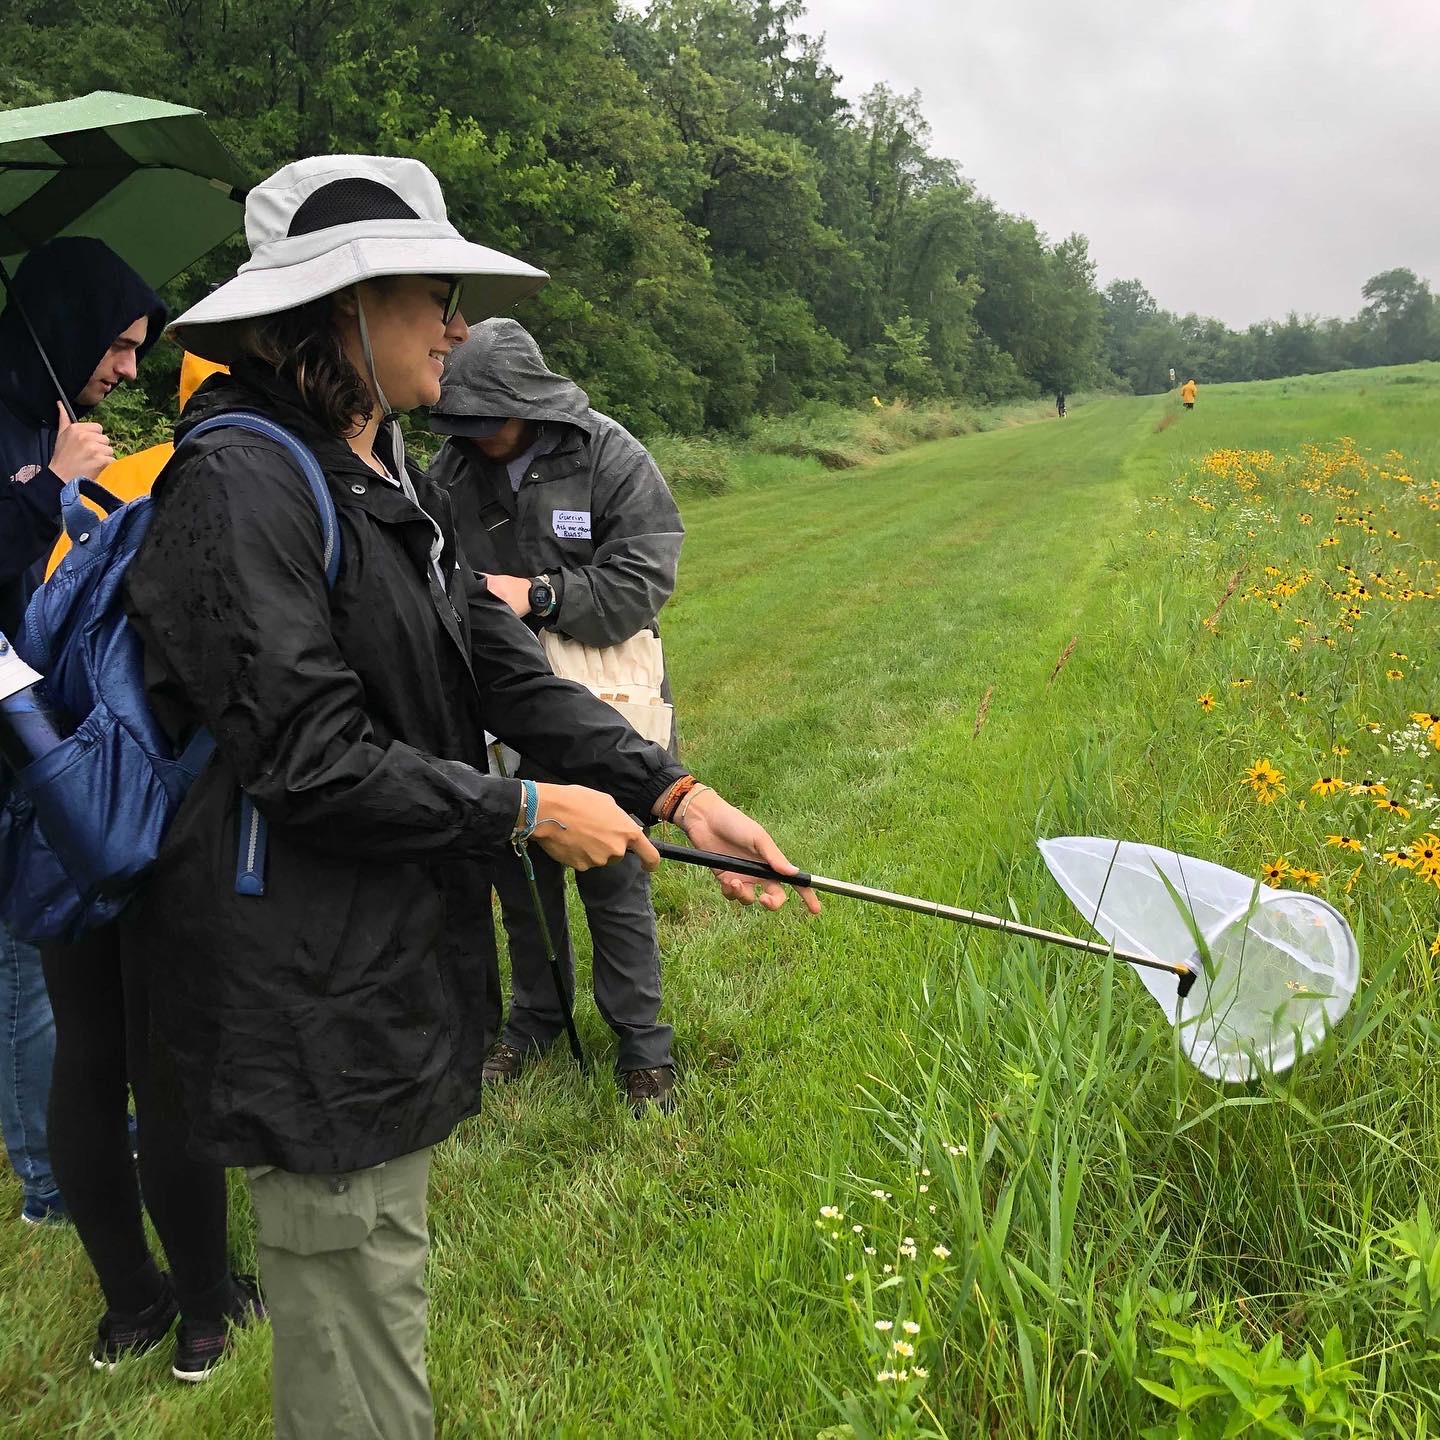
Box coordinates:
[1104,268,1440,394]
[4,0,1434,430]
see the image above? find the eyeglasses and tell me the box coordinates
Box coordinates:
[441,278,463,325]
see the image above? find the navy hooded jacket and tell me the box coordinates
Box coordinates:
[0,237,164,637]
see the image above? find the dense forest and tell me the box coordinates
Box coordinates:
[4,0,1437,433]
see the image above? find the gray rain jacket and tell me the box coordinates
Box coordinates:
[428,321,683,655]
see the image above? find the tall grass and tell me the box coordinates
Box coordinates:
[5,368,1436,1437]
[811,368,1440,1439]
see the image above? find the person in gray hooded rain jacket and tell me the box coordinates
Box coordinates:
[428,319,685,1113]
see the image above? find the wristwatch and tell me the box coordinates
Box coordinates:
[528,574,558,619]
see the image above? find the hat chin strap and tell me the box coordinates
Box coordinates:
[353,287,402,455]
[353,286,447,581]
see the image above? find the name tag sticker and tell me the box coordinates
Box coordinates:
[553,509,591,540]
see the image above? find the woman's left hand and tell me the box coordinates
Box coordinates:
[676,789,822,914]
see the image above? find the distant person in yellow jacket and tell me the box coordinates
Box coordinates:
[47,353,227,576]
[1180,378,1197,410]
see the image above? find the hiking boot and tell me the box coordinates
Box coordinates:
[623,1066,676,1116]
[91,1273,179,1370]
[172,1273,265,1383]
[481,1041,529,1084]
[20,1190,68,1226]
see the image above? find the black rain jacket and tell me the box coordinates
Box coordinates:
[122,368,686,1173]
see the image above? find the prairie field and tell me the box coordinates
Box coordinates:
[3,365,1438,1438]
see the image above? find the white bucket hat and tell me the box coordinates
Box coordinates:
[169,155,548,363]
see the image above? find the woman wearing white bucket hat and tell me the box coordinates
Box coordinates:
[122,155,818,1437]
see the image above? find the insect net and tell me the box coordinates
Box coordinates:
[1037,837,1359,1081]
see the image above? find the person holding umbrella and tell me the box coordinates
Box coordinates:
[0,86,266,1375]
[0,236,163,1232]
[124,153,814,1438]
[1,236,258,1385]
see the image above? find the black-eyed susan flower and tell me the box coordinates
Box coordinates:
[1387,668,1405,680]
[1243,759,1285,804]
[1289,867,1322,888]
[1197,692,1216,712]
[1376,797,1411,819]
[1311,776,1346,797]
[1413,836,1440,880]
[1351,778,1388,796]
[1261,858,1290,884]
[1327,835,1363,852]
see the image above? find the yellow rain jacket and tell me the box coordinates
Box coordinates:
[47,354,227,576]
[1180,379,1198,404]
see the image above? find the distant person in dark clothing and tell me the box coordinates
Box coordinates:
[1055,391,1067,418]
[0,238,163,1232]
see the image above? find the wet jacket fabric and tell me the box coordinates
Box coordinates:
[427,320,684,651]
[0,238,164,636]
[122,368,687,1174]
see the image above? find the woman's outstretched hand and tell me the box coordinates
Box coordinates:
[673,788,822,914]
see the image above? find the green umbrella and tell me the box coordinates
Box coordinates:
[1,89,249,415]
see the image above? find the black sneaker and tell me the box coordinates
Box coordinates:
[172,1273,265,1383]
[91,1273,179,1370]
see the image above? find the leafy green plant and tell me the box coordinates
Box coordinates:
[1137,1317,1372,1438]
[1381,1199,1440,1343]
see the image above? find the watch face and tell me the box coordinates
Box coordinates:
[530,580,554,614]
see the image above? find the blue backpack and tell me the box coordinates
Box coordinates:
[0,412,340,944]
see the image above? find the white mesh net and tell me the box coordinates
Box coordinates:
[1038,837,1359,1080]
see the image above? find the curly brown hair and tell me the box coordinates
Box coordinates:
[238,288,387,436]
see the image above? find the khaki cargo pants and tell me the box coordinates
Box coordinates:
[246,1146,434,1440]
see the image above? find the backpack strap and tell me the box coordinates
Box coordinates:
[182,412,341,586]
[174,412,342,898]
[59,479,126,542]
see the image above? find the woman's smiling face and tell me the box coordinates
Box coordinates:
[343,276,468,412]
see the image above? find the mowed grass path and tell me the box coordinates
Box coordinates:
[3,373,1432,1436]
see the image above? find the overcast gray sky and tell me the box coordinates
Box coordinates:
[801,0,1439,327]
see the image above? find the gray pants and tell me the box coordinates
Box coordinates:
[494,845,673,1071]
[247,1147,433,1440]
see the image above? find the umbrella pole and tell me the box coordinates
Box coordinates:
[654,840,1198,998]
[0,257,76,422]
